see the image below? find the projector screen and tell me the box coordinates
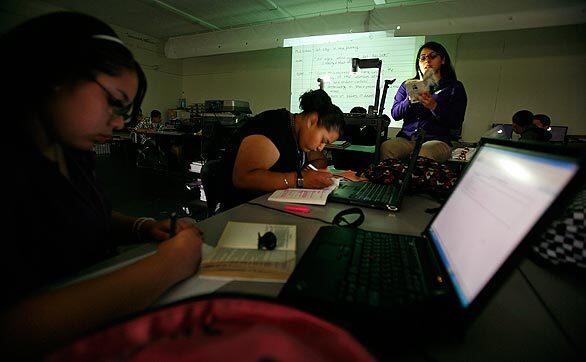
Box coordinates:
[287,32,424,127]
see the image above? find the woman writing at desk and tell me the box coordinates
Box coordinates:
[221,89,345,210]
[1,13,203,357]
[380,41,467,162]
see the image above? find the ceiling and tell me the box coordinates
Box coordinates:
[9,0,452,39]
[4,0,584,50]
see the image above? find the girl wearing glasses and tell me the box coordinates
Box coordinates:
[380,41,467,162]
[1,13,203,357]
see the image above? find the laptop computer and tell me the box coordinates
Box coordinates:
[328,132,425,212]
[490,123,568,142]
[280,139,584,324]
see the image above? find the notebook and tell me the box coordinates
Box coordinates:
[280,140,584,323]
[328,131,425,211]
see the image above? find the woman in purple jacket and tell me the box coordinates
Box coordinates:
[381,42,467,162]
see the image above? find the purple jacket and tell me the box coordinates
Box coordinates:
[391,78,467,144]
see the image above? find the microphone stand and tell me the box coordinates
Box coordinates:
[378,79,396,116]
[371,64,382,116]
[372,78,396,162]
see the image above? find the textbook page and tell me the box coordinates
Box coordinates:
[216,222,296,251]
[200,222,297,282]
[268,178,340,205]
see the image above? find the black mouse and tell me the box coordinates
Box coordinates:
[258,231,277,250]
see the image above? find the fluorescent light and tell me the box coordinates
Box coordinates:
[284,31,393,47]
[374,0,386,5]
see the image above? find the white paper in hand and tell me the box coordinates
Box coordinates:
[404,68,437,103]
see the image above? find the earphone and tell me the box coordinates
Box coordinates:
[332,207,365,228]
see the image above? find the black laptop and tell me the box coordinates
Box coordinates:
[281,140,584,322]
[490,123,568,142]
[328,132,425,211]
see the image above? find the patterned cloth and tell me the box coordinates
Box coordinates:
[135,117,165,131]
[361,156,461,199]
[533,188,586,269]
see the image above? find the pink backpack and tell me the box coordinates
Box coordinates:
[49,296,375,361]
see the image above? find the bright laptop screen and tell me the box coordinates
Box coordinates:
[429,144,578,307]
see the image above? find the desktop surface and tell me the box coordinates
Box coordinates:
[55,192,585,361]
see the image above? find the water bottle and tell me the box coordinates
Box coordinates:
[179,92,187,109]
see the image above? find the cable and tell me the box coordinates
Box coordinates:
[517,266,581,358]
[246,201,332,224]
[246,201,368,229]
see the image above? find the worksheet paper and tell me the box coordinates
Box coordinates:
[268,178,340,205]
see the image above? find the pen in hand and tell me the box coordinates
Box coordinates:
[170,212,177,237]
[333,174,354,182]
[307,162,354,181]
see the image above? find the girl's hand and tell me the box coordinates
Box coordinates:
[141,218,203,241]
[157,228,203,281]
[301,169,334,189]
[417,92,437,110]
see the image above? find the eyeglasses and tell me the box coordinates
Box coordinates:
[93,80,133,122]
[418,52,440,62]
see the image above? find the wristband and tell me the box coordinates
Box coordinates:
[133,217,156,241]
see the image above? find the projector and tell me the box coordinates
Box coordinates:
[204,100,251,114]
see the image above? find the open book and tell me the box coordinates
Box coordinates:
[404,68,438,103]
[325,140,351,149]
[200,222,297,282]
[267,178,340,205]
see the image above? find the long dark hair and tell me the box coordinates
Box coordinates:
[414,41,457,81]
[298,89,345,135]
[0,12,147,146]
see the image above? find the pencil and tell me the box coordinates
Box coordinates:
[170,212,177,237]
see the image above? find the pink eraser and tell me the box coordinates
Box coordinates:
[284,205,311,213]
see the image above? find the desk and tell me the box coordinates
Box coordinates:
[343,114,390,162]
[67,194,584,361]
[132,128,203,170]
[326,144,377,170]
[134,129,187,137]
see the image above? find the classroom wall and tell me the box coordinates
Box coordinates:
[181,23,586,142]
[0,4,182,119]
[181,47,292,114]
[109,24,183,118]
[429,24,586,141]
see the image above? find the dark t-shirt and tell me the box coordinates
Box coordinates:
[221,109,301,209]
[520,124,552,142]
[3,145,115,307]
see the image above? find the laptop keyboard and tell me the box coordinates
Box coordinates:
[337,230,426,307]
[350,183,393,203]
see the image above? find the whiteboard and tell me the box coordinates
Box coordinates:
[289,34,425,127]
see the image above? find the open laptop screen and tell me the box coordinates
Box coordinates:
[428,144,578,307]
[548,126,568,142]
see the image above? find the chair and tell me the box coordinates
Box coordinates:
[201,159,225,215]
